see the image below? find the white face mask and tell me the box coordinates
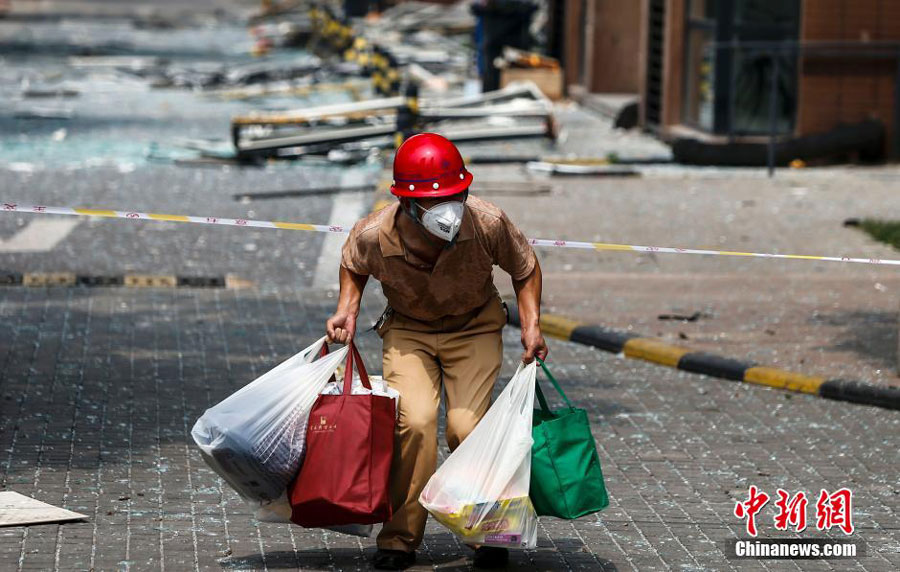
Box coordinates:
[419,200,465,242]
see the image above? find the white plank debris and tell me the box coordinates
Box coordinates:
[0,492,87,527]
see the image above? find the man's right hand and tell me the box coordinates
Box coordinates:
[326,310,357,344]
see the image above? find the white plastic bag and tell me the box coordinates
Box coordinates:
[191,337,348,504]
[419,362,538,549]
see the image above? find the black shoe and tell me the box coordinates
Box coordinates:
[372,548,416,570]
[473,546,509,569]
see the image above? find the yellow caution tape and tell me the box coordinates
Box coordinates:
[2,202,898,267]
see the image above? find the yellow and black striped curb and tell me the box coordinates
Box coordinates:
[506,301,900,411]
[0,271,251,289]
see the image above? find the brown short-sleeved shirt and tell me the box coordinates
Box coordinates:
[341,195,536,322]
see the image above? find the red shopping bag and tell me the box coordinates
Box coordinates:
[289,341,395,527]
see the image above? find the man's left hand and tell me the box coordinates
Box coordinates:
[521,327,548,364]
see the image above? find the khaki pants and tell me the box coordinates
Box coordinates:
[375,295,507,552]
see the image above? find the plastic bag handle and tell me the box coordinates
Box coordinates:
[318,342,340,384]
[535,357,574,413]
[343,341,371,394]
[506,361,537,417]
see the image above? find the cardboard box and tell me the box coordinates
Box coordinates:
[500,67,563,100]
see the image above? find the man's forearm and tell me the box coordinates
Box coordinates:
[512,260,542,330]
[337,265,368,314]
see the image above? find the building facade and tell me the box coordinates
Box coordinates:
[561,0,900,158]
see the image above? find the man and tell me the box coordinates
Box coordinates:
[326,133,547,570]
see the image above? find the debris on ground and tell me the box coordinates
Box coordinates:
[657,311,707,322]
[0,492,87,527]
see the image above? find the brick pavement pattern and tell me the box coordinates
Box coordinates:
[0,286,898,571]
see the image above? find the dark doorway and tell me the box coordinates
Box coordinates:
[682,0,801,135]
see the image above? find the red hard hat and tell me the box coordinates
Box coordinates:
[390,133,473,198]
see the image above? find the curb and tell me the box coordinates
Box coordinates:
[0,271,239,289]
[506,301,900,411]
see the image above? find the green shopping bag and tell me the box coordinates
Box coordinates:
[529,358,609,519]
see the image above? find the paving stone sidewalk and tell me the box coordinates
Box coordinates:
[0,285,898,571]
[480,156,900,388]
